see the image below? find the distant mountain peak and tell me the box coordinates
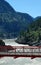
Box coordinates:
[0,0,15,13]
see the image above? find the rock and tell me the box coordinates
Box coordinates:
[15,37,41,46]
[0,39,5,46]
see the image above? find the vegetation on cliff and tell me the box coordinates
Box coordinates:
[16,17,41,46]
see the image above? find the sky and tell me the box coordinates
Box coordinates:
[5,0,41,18]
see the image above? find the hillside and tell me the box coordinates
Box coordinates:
[0,0,33,38]
[16,17,41,46]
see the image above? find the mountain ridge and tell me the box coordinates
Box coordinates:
[0,0,33,38]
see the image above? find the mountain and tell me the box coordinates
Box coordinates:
[16,17,41,46]
[0,0,33,38]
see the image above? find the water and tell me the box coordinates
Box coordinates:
[0,39,41,65]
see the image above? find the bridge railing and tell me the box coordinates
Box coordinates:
[0,46,41,56]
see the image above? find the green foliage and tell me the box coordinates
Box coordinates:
[19,17,41,43]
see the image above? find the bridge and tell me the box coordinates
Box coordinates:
[0,46,41,59]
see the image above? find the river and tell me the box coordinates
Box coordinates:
[0,39,41,65]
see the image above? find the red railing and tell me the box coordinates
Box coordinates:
[0,46,41,59]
